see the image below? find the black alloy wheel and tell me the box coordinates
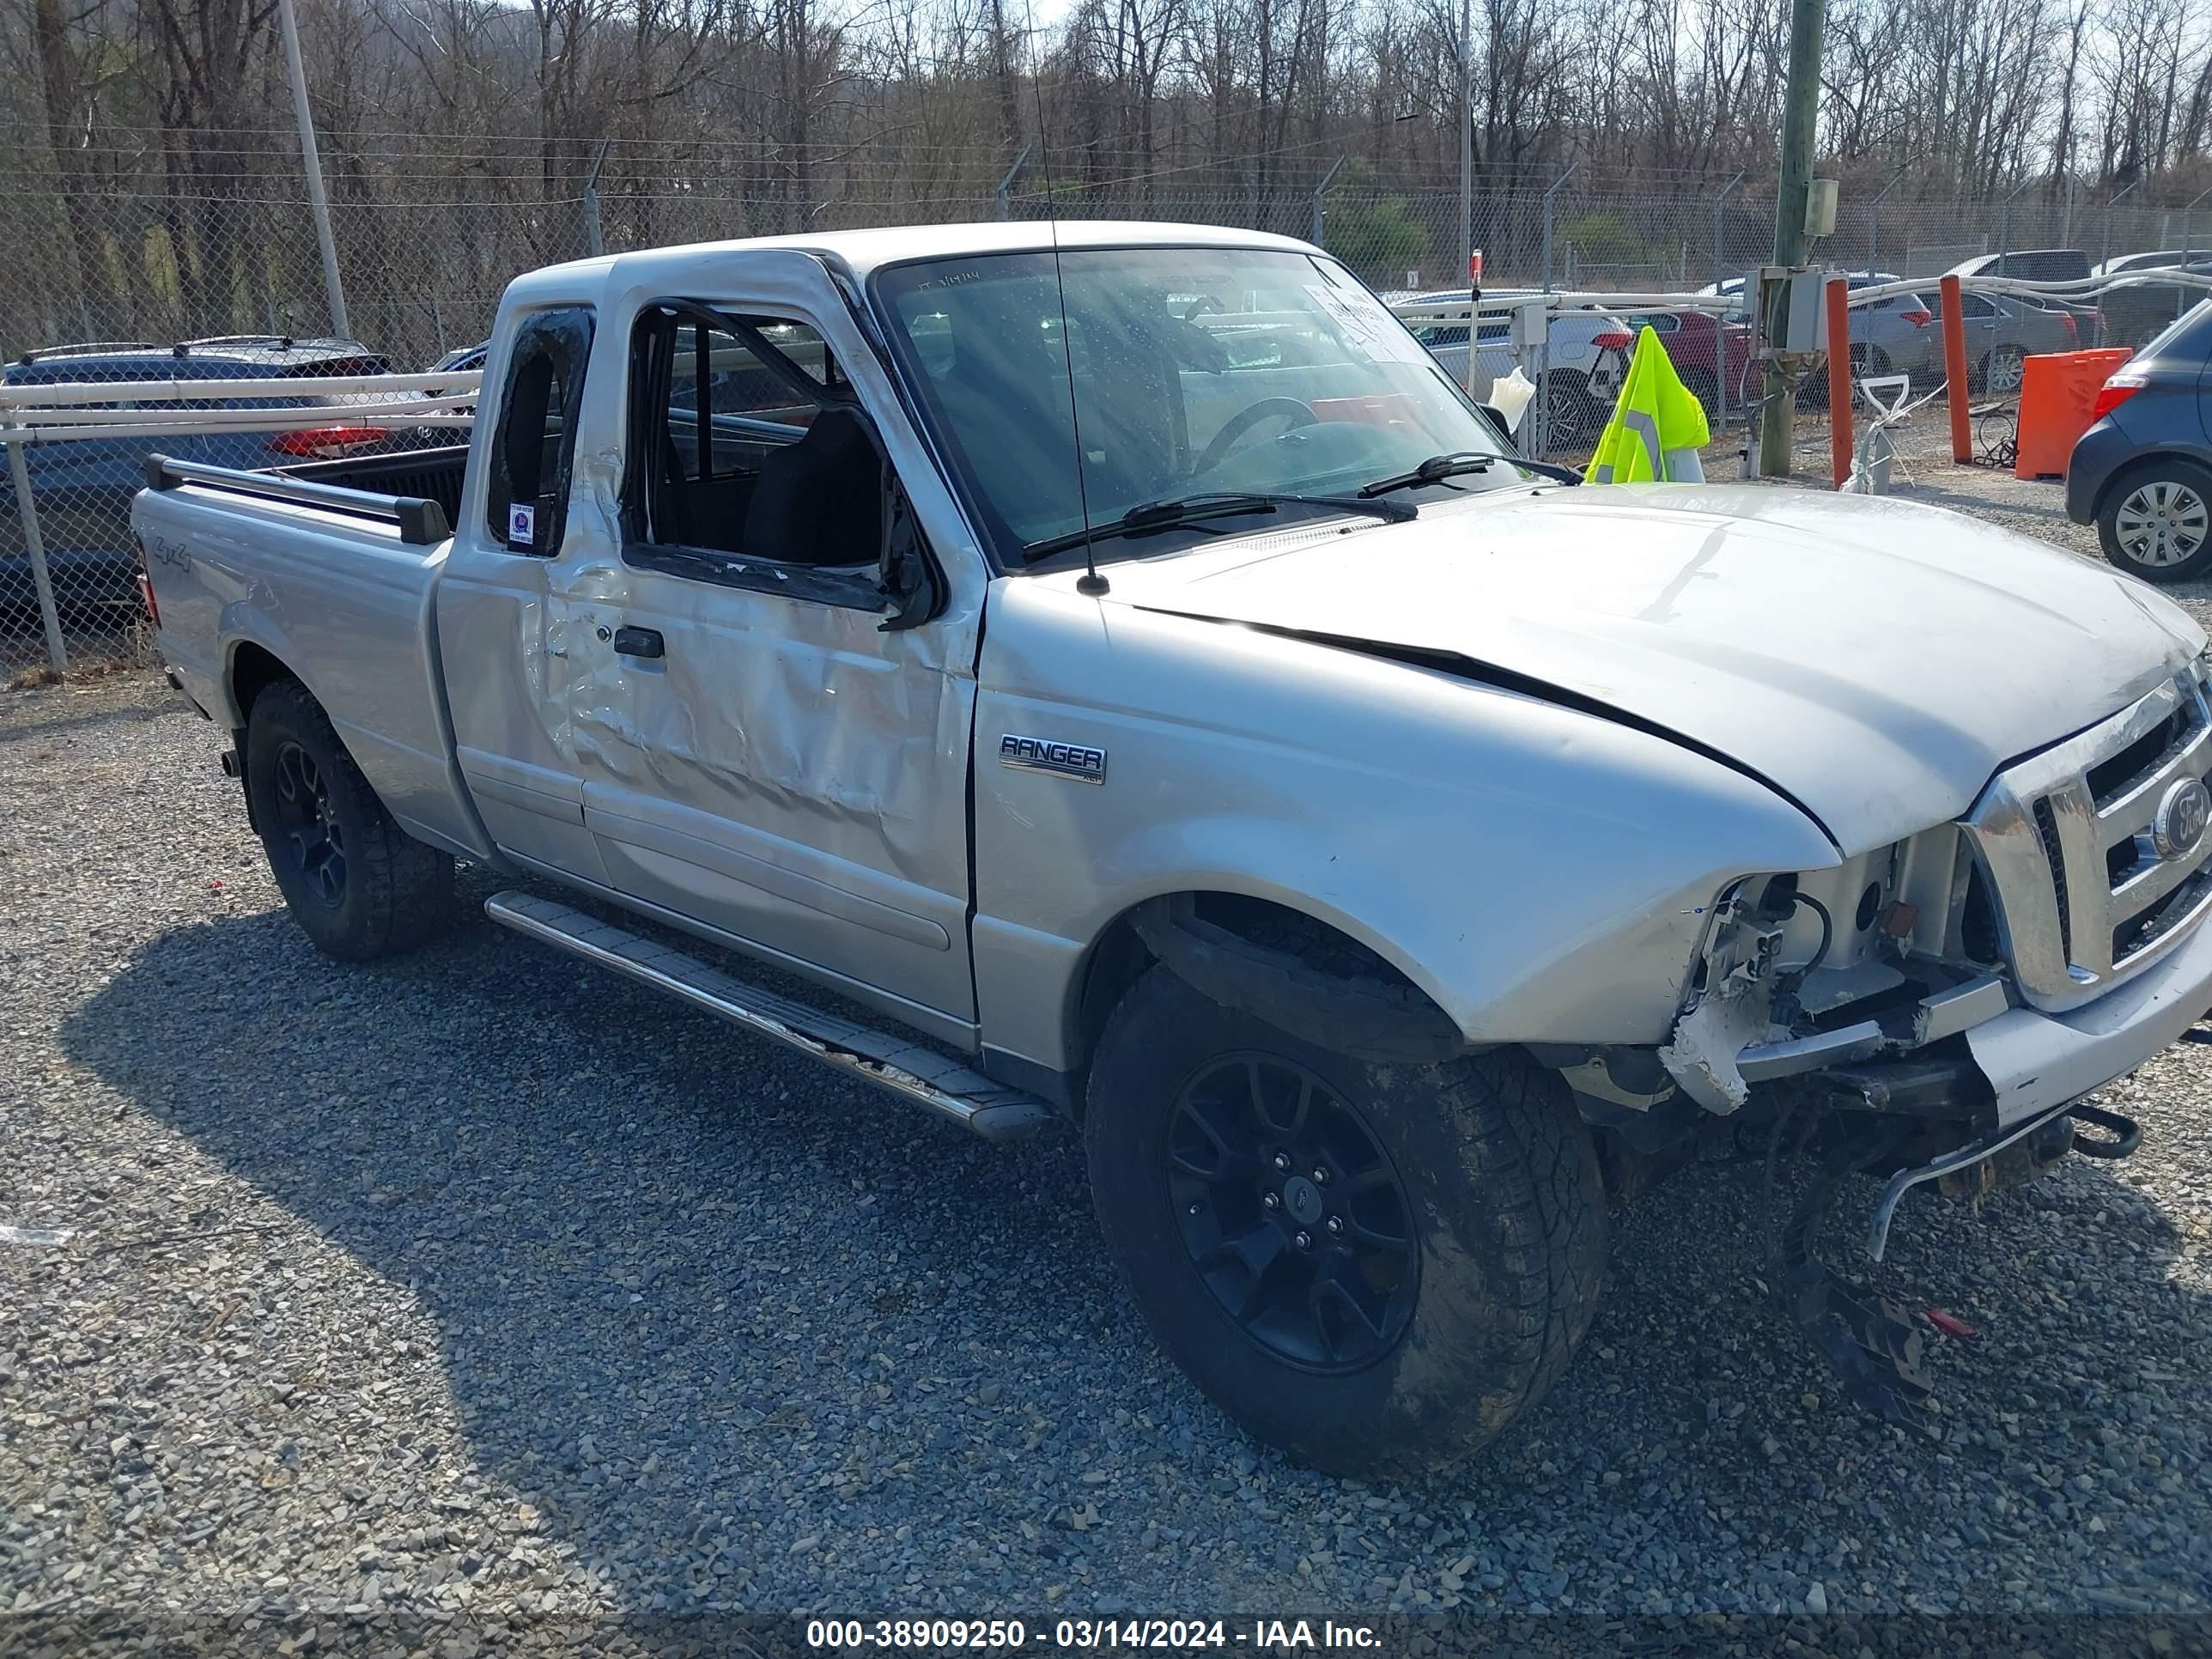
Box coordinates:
[269,738,347,905]
[1165,1053,1418,1372]
[242,678,452,959]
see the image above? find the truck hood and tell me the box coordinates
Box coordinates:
[1096,483,2203,852]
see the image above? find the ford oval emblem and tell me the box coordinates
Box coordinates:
[2152,778,2212,860]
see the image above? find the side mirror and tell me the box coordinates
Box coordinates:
[1477,404,1521,454]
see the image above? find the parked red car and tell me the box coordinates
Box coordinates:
[1616,309,1754,417]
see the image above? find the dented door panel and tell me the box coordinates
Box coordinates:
[565,568,977,1019]
[544,252,988,1027]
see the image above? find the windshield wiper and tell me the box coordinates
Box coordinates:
[1505,456,1586,484]
[1358,450,1584,497]
[1021,490,1415,563]
[1357,452,1494,496]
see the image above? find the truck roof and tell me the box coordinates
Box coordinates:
[506,220,1320,307]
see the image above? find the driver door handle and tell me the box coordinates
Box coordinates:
[613,625,665,659]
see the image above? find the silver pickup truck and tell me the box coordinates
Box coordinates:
[136,222,2212,1478]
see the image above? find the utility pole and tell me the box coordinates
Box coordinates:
[276,0,349,340]
[1756,0,1826,477]
[1458,0,1472,287]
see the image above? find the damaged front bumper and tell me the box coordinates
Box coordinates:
[1632,866,2212,1436]
[1658,873,2212,1132]
[1962,902,2212,1123]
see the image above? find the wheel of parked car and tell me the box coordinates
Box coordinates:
[1848,343,1892,379]
[1980,343,2028,395]
[2098,458,2212,584]
[245,680,453,959]
[1540,370,1597,447]
[1084,963,1607,1477]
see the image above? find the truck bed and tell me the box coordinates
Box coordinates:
[281,443,470,528]
[132,447,494,864]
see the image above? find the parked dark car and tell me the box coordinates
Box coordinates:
[0,336,389,614]
[2095,255,2212,347]
[1947,248,2093,283]
[426,340,488,376]
[2066,301,2212,582]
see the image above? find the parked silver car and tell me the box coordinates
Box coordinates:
[1942,250,2103,362]
[1698,272,1941,392]
[1927,289,2082,392]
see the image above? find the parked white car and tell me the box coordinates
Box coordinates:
[1395,288,1631,444]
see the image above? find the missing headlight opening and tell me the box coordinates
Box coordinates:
[1656,830,2002,1117]
[1656,878,1790,1114]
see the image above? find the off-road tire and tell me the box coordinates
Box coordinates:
[244,679,453,960]
[1085,964,1607,1477]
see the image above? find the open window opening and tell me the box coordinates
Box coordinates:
[623,305,883,567]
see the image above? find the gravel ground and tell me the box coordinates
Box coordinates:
[5,479,2212,1647]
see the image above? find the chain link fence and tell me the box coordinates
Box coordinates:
[3,137,2203,678]
[2,355,476,681]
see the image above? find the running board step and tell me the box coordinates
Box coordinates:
[485,890,1054,1140]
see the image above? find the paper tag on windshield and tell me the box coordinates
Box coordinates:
[1304,283,1426,364]
[507,502,537,548]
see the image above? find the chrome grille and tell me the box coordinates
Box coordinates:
[1962,672,2212,1013]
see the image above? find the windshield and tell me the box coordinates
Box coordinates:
[873,246,1513,566]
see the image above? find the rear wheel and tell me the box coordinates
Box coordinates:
[2100,459,2212,583]
[245,680,453,959]
[1085,965,1607,1477]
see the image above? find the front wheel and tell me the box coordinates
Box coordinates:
[1539,371,1597,450]
[245,680,453,959]
[1084,966,1607,1477]
[2100,459,2212,583]
[1979,343,2027,395]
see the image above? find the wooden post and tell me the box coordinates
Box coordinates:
[1941,274,1972,463]
[1826,276,1853,489]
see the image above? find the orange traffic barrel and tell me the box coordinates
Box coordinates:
[2015,347,2132,480]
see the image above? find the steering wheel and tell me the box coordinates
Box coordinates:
[1192,397,1318,475]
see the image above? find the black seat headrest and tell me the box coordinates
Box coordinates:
[740,406,881,567]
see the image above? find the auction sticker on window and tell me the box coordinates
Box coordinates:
[1304,283,1427,365]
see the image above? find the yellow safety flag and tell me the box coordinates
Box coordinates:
[1588,324,1711,483]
